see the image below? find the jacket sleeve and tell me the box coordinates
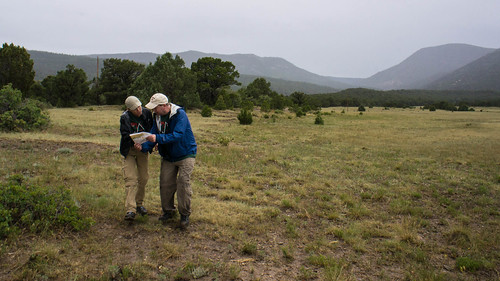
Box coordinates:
[120,114,132,137]
[156,111,188,144]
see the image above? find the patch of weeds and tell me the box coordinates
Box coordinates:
[226,264,240,280]
[405,266,448,281]
[281,245,295,262]
[20,253,56,280]
[308,254,347,281]
[474,185,489,195]
[285,218,298,238]
[218,136,233,146]
[281,199,294,209]
[263,207,280,219]
[298,266,317,280]
[241,241,257,255]
[445,227,471,249]
[456,256,492,272]
[411,192,422,199]
[191,266,209,279]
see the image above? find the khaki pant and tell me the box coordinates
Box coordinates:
[123,149,149,213]
[160,157,195,217]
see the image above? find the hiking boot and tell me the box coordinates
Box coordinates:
[180,215,190,229]
[158,211,175,221]
[136,206,148,216]
[124,212,136,221]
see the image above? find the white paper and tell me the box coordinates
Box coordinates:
[130,132,152,144]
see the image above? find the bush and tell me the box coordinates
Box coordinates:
[296,108,305,117]
[0,175,93,239]
[314,114,324,125]
[0,84,49,131]
[358,105,366,112]
[237,109,253,125]
[241,100,254,111]
[200,105,212,117]
[214,95,227,110]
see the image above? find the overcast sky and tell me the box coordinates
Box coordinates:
[1,0,500,78]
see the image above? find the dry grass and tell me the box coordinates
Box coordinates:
[0,106,499,280]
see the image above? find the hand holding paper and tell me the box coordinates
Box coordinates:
[130,132,152,144]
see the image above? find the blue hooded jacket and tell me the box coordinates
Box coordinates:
[143,104,197,162]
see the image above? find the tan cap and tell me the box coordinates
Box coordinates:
[125,96,141,110]
[145,93,169,109]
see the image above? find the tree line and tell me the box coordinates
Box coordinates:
[308,88,500,108]
[1,43,300,111]
[2,42,499,131]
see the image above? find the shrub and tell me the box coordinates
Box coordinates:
[237,109,253,125]
[0,84,49,131]
[241,100,254,111]
[314,114,324,125]
[296,108,305,117]
[241,241,257,255]
[200,105,212,117]
[456,256,490,272]
[0,175,93,239]
[358,105,366,112]
[214,95,227,110]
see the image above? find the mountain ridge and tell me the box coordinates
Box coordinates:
[27,43,500,93]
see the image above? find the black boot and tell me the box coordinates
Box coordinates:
[180,215,189,229]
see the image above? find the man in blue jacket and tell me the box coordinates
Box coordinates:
[143,93,197,229]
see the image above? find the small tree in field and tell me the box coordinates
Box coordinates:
[237,109,253,125]
[314,113,324,125]
[201,105,212,117]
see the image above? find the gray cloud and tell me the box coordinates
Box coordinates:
[1,0,499,77]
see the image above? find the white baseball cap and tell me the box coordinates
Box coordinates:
[145,93,169,109]
[125,96,141,110]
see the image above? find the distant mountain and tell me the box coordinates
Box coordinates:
[238,74,338,95]
[86,52,159,65]
[359,44,496,90]
[174,51,353,90]
[425,49,500,91]
[27,43,500,94]
[86,50,353,90]
[29,50,99,81]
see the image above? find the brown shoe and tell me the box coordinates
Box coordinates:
[124,212,136,221]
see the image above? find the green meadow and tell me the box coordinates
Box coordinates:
[1,106,499,280]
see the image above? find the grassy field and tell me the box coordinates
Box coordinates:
[0,105,499,280]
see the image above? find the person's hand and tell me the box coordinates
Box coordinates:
[146,134,156,142]
[134,143,142,150]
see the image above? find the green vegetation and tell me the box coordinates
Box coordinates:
[0,174,93,239]
[0,43,35,94]
[310,88,500,108]
[0,106,498,280]
[191,57,240,106]
[200,105,212,117]
[237,108,253,125]
[0,84,50,131]
[41,64,90,107]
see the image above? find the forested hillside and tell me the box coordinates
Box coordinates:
[425,49,500,91]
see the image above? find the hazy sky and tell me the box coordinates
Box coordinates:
[1,0,500,78]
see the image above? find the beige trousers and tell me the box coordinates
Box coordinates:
[123,148,149,213]
[160,157,195,217]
